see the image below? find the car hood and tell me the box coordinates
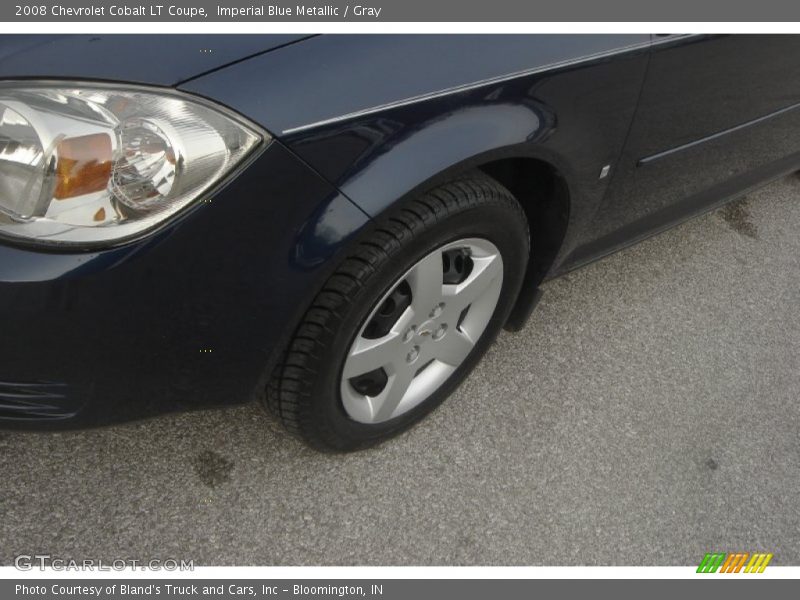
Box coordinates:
[0,35,311,86]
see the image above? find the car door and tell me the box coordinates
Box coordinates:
[571,34,800,262]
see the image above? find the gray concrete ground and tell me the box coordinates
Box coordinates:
[1,176,799,566]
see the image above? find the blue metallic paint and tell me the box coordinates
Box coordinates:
[0,141,370,426]
[181,34,652,277]
[4,34,800,427]
[0,35,312,85]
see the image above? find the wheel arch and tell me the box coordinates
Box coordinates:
[352,150,574,333]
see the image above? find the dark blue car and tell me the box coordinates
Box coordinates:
[1,34,798,450]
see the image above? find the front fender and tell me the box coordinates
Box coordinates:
[287,98,564,217]
[183,34,650,262]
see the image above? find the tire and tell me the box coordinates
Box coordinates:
[264,172,530,451]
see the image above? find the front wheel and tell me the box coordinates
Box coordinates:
[264,173,530,451]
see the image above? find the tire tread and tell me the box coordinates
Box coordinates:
[263,172,528,449]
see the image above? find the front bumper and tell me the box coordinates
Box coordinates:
[0,141,370,429]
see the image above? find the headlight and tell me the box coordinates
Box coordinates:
[0,83,266,246]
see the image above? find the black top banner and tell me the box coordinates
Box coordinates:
[4,0,800,21]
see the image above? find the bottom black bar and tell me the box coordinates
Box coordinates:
[3,579,798,600]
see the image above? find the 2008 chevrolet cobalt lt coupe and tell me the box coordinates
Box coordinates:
[1,34,797,450]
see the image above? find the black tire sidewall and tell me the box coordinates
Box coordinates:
[304,197,529,450]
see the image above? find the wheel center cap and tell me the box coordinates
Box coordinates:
[415,319,440,342]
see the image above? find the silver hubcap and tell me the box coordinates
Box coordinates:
[341,238,504,424]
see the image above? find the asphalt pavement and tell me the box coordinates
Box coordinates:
[1,175,799,566]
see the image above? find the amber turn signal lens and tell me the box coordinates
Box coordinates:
[54,133,113,200]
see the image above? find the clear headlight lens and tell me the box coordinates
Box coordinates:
[0,84,265,245]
